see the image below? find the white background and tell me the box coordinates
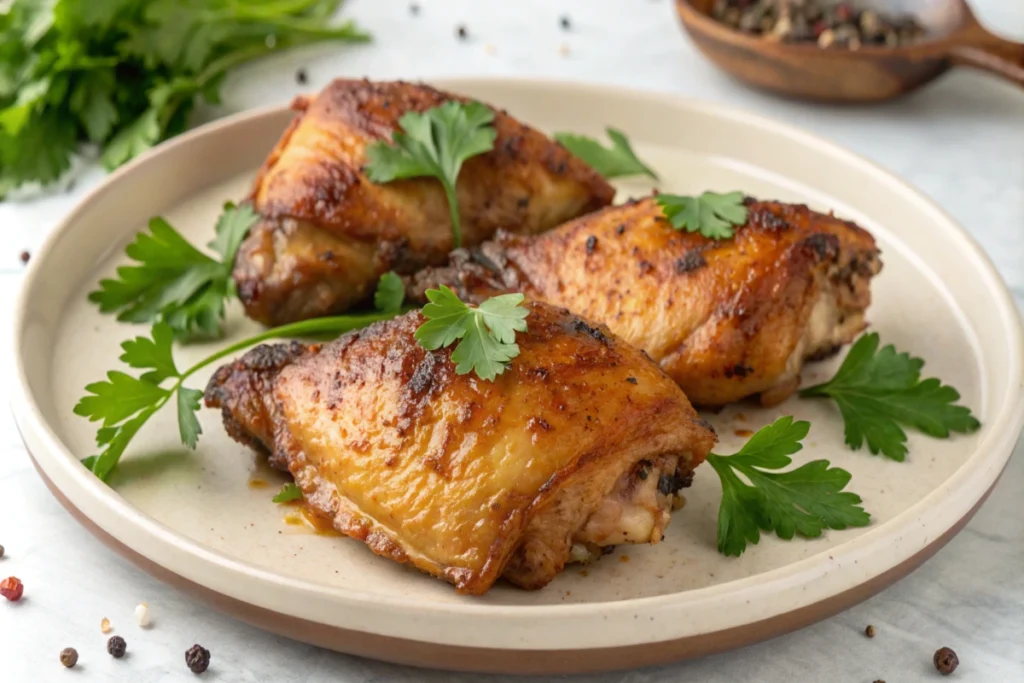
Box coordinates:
[2,1,1022,681]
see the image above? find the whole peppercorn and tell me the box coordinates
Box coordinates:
[185,644,211,674]
[107,635,127,659]
[19,251,30,264]
[934,646,959,675]
[560,15,572,31]
[865,624,876,638]
[295,68,308,85]
[59,648,78,668]
[0,576,24,601]
[455,24,468,40]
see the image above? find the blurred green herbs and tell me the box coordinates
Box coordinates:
[0,0,369,197]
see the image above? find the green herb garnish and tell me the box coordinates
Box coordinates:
[708,416,870,557]
[373,271,405,314]
[273,482,303,504]
[656,191,748,240]
[0,0,369,197]
[365,101,497,249]
[799,333,980,462]
[554,128,657,180]
[75,275,403,481]
[414,286,529,381]
[88,202,258,341]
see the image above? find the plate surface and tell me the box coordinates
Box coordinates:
[12,78,1024,674]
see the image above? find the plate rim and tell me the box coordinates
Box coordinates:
[11,77,1024,652]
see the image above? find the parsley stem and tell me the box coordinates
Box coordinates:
[178,310,399,381]
[442,182,463,249]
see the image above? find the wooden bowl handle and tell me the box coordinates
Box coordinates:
[948,24,1024,88]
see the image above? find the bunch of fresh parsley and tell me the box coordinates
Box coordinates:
[0,0,369,197]
[75,273,405,480]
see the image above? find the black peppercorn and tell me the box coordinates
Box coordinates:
[626,377,638,384]
[59,648,78,668]
[295,68,307,85]
[455,25,468,40]
[933,647,959,675]
[560,15,571,30]
[865,624,876,638]
[185,644,211,674]
[585,235,597,253]
[107,635,127,659]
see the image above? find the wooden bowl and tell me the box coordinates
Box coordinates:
[676,0,1024,102]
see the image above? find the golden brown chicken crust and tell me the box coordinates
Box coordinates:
[205,303,715,594]
[234,79,615,326]
[406,196,881,406]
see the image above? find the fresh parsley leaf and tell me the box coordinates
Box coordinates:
[656,191,748,240]
[554,128,657,180]
[273,482,304,504]
[74,371,170,428]
[799,333,980,461]
[119,322,179,384]
[414,286,529,381]
[89,202,258,341]
[365,101,497,249]
[707,416,870,556]
[374,271,405,313]
[76,309,404,481]
[176,386,204,449]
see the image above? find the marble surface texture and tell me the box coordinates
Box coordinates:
[2,1,1022,681]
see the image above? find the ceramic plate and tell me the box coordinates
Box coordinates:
[12,78,1024,674]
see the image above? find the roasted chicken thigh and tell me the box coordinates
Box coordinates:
[407,196,882,407]
[205,302,716,594]
[233,79,615,326]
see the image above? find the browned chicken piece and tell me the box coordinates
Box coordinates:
[406,196,882,407]
[205,303,716,594]
[233,79,615,326]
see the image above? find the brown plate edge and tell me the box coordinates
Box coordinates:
[27,448,1000,675]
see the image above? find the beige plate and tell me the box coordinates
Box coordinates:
[11,79,1024,674]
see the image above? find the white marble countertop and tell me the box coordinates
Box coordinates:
[2,1,1023,681]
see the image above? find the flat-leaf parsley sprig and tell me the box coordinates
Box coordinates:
[365,101,498,249]
[708,416,870,557]
[554,128,657,180]
[800,333,980,462]
[414,286,530,381]
[89,202,259,341]
[273,483,304,504]
[656,191,748,240]
[75,275,406,481]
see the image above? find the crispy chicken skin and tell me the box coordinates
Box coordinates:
[407,196,882,407]
[205,303,715,594]
[233,79,615,326]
